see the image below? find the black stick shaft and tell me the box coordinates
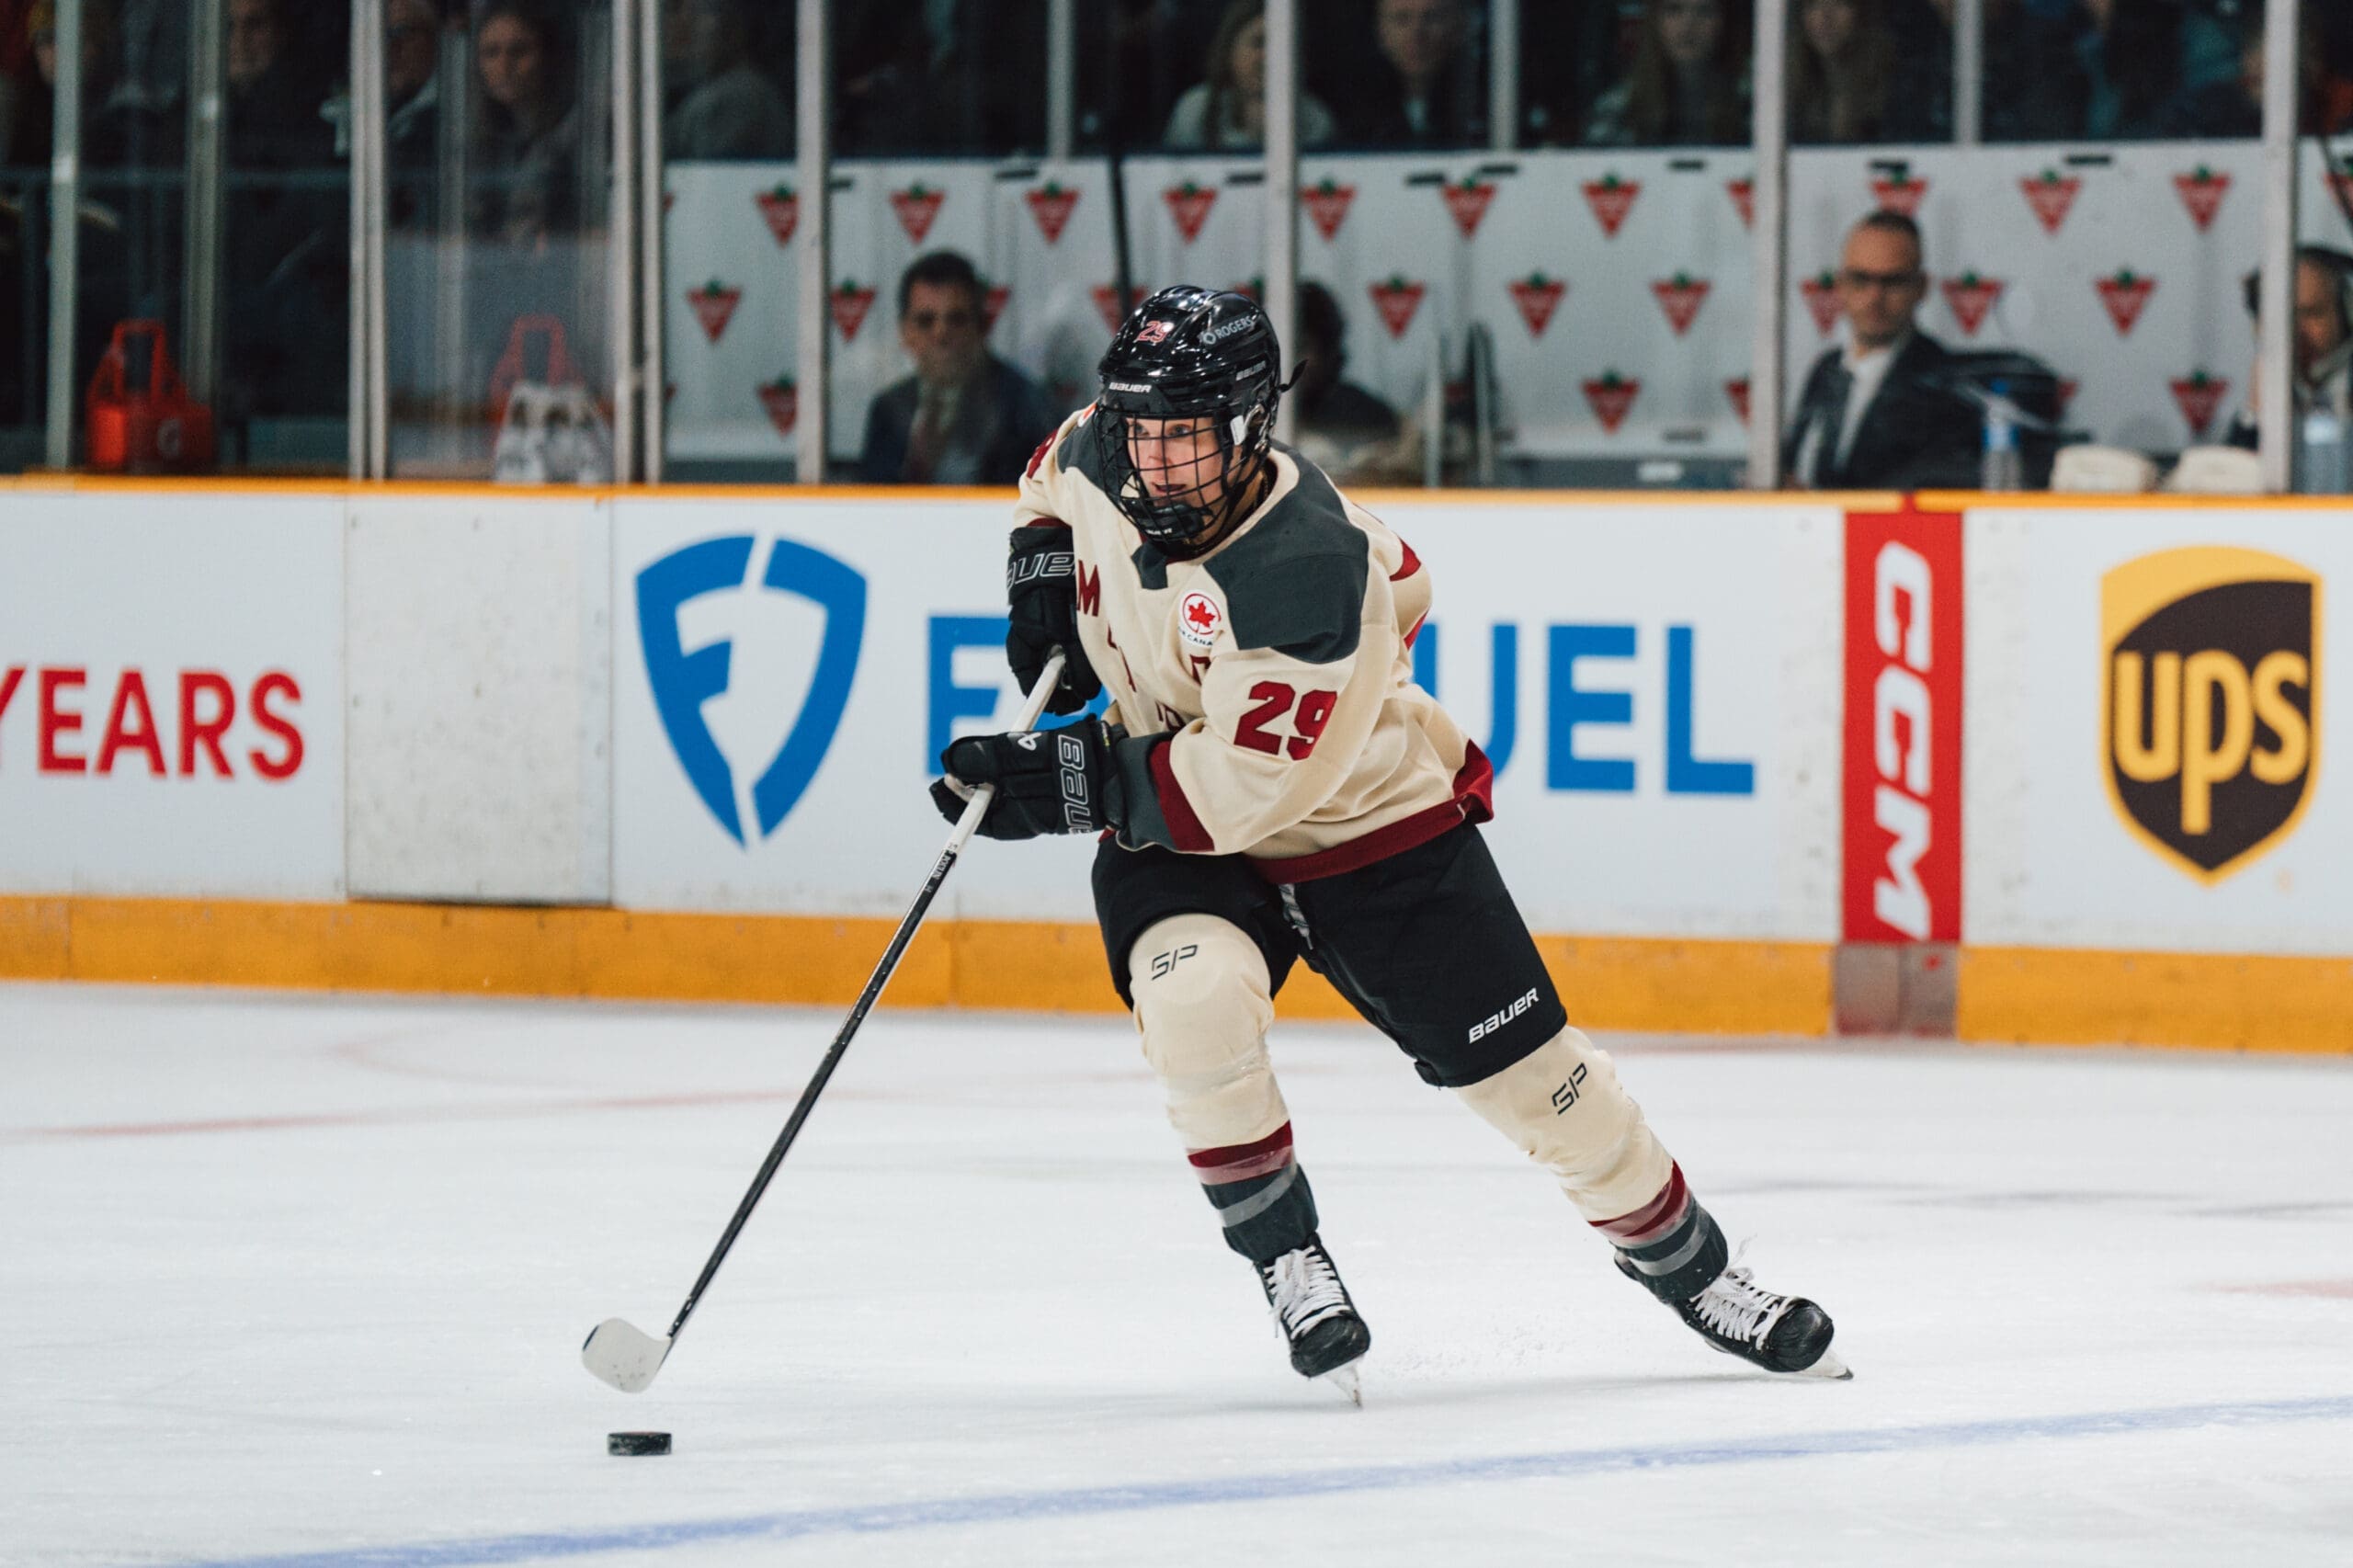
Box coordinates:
[656,654,1066,1346]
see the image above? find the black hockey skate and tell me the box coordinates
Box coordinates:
[1619,1253,1851,1380]
[1257,1234,1370,1404]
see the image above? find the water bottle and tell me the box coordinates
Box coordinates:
[1980,381,2025,492]
[2297,405,2347,494]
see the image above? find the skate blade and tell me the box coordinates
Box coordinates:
[1794,1346,1853,1381]
[1320,1361,1364,1407]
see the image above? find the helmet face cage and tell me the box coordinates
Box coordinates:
[1094,287,1282,556]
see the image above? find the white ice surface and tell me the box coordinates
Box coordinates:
[4,983,2349,1568]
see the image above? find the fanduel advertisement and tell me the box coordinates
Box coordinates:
[610,497,1842,937]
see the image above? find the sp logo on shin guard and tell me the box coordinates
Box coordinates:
[1148,944,1200,981]
[1550,1062,1591,1114]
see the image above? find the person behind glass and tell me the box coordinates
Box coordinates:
[2225,249,2353,468]
[859,251,1060,488]
[469,0,578,247]
[1790,0,1928,143]
[1782,211,1981,490]
[1338,0,1483,148]
[1584,0,1751,147]
[1163,0,1336,150]
[1993,0,2237,142]
[381,0,443,229]
[1289,279,1402,483]
[663,0,789,159]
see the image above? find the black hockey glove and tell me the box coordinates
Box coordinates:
[1005,525,1103,716]
[930,722,1123,841]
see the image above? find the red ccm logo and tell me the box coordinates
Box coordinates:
[1842,510,1961,942]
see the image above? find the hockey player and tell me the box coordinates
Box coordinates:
[932,286,1847,1397]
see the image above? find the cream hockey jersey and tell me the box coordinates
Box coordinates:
[1015,407,1492,881]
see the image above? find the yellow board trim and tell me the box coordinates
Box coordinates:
[0,895,1829,1036]
[1959,946,2353,1053]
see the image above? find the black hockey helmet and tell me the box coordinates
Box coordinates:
[1095,285,1283,555]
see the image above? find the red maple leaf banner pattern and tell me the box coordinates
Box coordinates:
[829,282,878,341]
[1870,174,1927,216]
[1940,272,2004,336]
[2173,167,2229,232]
[1507,274,1567,337]
[1652,274,1711,336]
[1725,178,1754,228]
[2168,372,2229,437]
[1725,379,1751,425]
[687,281,742,344]
[754,186,798,247]
[1091,283,1149,333]
[2096,270,2157,335]
[1440,177,1498,238]
[1302,179,1355,242]
[1165,182,1218,243]
[1582,176,1640,237]
[983,286,1009,332]
[757,378,797,437]
[1583,372,1640,434]
[1026,182,1080,243]
[1369,278,1427,338]
[1801,271,1842,336]
[2019,171,2080,235]
[891,184,946,244]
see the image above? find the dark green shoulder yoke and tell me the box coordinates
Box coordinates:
[1201,452,1368,665]
[1056,415,1118,494]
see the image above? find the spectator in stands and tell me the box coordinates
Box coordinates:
[1791,0,1949,144]
[225,0,331,166]
[860,251,1059,487]
[1585,0,1751,148]
[1782,210,1981,489]
[2226,249,2353,454]
[835,0,1046,153]
[2181,15,2353,138]
[1338,0,1484,148]
[1164,0,1336,150]
[1290,280,1401,482]
[468,0,579,245]
[1990,0,2236,142]
[1881,0,1952,142]
[664,0,790,159]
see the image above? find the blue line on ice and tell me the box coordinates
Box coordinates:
[157,1394,2353,1568]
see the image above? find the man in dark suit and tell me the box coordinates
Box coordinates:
[1782,210,1983,491]
[859,250,1061,487]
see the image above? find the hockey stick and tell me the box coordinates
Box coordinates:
[583,653,1069,1393]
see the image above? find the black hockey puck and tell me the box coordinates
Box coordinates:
[608,1431,671,1457]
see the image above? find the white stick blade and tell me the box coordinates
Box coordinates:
[582,1318,671,1392]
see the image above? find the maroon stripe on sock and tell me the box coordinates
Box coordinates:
[1592,1164,1690,1246]
[1188,1122,1295,1185]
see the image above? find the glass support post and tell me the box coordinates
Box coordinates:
[1952,0,1983,145]
[638,0,665,482]
[1746,0,1790,488]
[182,0,226,405]
[1265,0,1300,445]
[43,0,84,468]
[794,0,830,483]
[1489,0,1518,152]
[2256,0,2300,492]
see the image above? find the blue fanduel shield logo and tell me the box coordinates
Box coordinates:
[638,535,866,845]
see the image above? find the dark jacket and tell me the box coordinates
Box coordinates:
[1781,332,1984,490]
[858,354,1062,487]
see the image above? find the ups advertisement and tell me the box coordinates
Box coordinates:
[2102,547,2319,883]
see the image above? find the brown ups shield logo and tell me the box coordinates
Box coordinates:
[2103,547,2320,882]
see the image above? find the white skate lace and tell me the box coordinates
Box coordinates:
[1264,1246,1350,1340]
[1690,1264,1794,1348]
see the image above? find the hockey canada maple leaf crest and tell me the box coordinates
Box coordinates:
[1870,172,1927,216]
[2096,269,2156,335]
[829,280,878,341]
[1725,177,1754,228]
[1165,181,1218,243]
[757,375,797,437]
[754,185,798,246]
[1178,591,1222,649]
[1507,273,1567,337]
[1583,371,1640,434]
[1368,277,1427,338]
[1027,181,1080,243]
[1582,174,1640,237]
[891,183,946,244]
[1652,273,1710,336]
[1940,271,2004,336]
[1801,269,1842,335]
[1440,176,1497,238]
[1302,178,1355,241]
[2173,167,2229,232]
[1725,378,1751,425]
[687,279,742,344]
[2169,370,2229,437]
[2020,169,2080,235]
